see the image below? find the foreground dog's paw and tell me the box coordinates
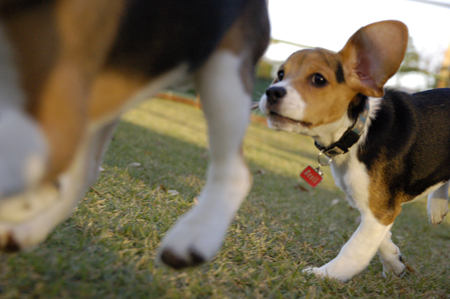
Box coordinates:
[157,208,229,269]
[159,247,205,269]
[427,198,449,226]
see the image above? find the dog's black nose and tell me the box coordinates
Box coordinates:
[265,86,286,104]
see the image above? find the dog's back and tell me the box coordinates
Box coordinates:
[109,1,252,75]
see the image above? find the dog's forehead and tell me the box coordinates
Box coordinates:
[283,48,343,81]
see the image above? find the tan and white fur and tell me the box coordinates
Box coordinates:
[260,20,450,281]
[0,0,270,269]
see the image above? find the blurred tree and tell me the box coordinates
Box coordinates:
[396,36,441,89]
[436,44,450,88]
[398,37,422,73]
[406,0,450,88]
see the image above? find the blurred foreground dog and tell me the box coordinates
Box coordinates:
[0,0,269,269]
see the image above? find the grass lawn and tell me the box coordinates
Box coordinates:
[0,97,449,298]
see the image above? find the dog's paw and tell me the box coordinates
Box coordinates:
[378,240,405,278]
[159,246,205,269]
[157,207,229,269]
[302,266,324,277]
[302,265,351,282]
[380,253,406,278]
[427,198,449,226]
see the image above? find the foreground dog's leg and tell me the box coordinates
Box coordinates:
[377,231,405,277]
[0,120,116,250]
[427,181,449,226]
[158,50,252,268]
[304,212,392,282]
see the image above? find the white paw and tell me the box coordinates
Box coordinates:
[158,157,251,269]
[0,183,58,223]
[302,266,325,277]
[380,253,405,278]
[378,236,405,278]
[158,206,229,269]
[0,182,60,251]
[302,265,352,282]
[427,198,449,226]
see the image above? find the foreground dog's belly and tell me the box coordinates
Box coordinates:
[0,0,270,268]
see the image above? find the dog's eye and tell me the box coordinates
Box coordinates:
[311,73,328,87]
[277,70,284,81]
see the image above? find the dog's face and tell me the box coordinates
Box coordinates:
[259,48,358,133]
[260,20,409,135]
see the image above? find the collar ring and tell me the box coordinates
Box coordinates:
[318,150,333,167]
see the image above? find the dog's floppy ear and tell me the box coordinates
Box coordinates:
[338,20,408,97]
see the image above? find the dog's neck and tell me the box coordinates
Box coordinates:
[308,94,369,157]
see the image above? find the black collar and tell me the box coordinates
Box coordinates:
[314,101,370,158]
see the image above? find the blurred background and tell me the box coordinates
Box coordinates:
[260,0,450,92]
[164,0,450,105]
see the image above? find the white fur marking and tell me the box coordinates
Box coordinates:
[159,50,252,264]
[259,80,308,133]
[0,109,48,197]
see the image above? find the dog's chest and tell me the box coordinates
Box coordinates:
[330,152,371,212]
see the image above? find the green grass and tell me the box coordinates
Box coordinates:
[1,98,449,298]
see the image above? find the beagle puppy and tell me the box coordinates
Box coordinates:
[260,20,450,281]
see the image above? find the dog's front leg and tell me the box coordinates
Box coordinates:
[158,50,252,268]
[0,119,117,250]
[304,212,392,282]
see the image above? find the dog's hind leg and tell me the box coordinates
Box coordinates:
[158,49,254,268]
[377,230,405,277]
[158,0,269,269]
[427,181,449,226]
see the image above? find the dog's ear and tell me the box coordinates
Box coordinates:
[338,20,408,97]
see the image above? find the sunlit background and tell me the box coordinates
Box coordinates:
[263,0,450,92]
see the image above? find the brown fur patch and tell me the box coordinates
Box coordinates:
[1,1,58,111]
[88,70,147,120]
[3,0,126,179]
[367,154,413,225]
